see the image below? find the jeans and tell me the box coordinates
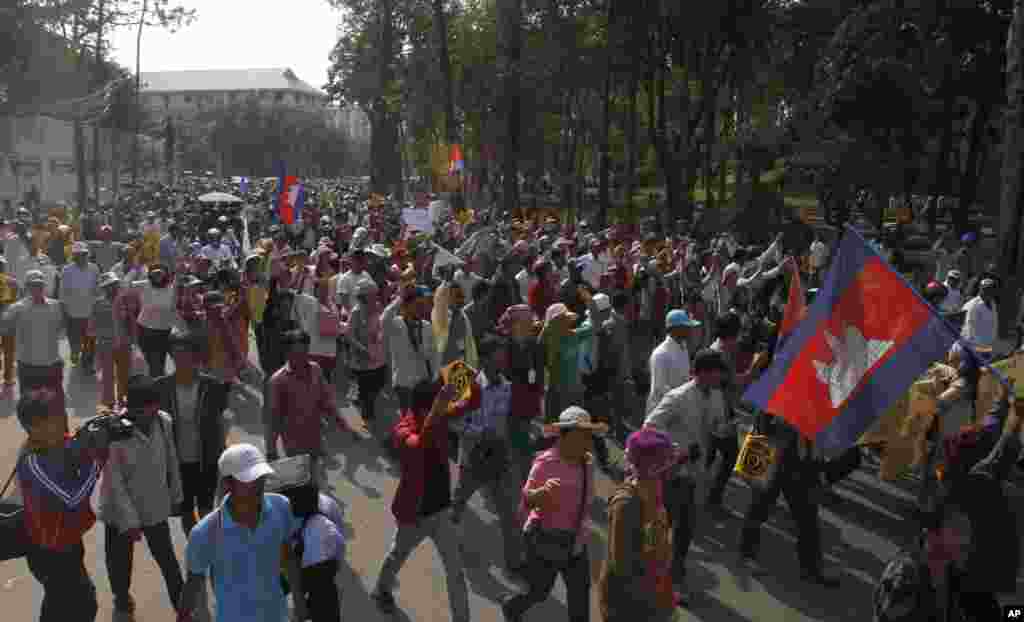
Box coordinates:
[25,541,98,622]
[104,521,184,612]
[739,458,823,574]
[178,462,218,536]
[663,475,697,584]
[138,324,171,377]
[502,546,591,622]
[374,511,470,622]
[451,436,523,567]
[705,434,739,507]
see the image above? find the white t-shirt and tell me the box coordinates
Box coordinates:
[298,494,345,568]
[135,282,177,330]
[293,293,337,359]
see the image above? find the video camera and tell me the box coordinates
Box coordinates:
[75,412,136,444]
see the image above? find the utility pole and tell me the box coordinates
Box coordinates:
[92,0,106,210]
[131,0,148,184]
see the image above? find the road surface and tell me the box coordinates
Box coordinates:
[1,341,1022,621]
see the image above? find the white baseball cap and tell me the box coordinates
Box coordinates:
[218,443,275,483]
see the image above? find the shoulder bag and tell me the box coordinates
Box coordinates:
[523,459,589,565]
[0,462,29,562]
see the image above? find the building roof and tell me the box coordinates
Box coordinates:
[140,68,324,96]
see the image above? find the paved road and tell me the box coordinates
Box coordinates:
[1,343,1022,622]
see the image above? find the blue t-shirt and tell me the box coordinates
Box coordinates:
[186,492,300,622]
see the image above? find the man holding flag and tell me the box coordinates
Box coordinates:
[736,225,979,583]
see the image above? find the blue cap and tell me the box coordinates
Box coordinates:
[665,309,701,329]
[414,285,434,298]
[961,232,976,243]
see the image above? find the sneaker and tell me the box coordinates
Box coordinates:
[370,590,396,614]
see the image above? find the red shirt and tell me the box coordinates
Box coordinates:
[268,360,337,455]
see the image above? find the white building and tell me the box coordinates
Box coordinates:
[139,68,327,119]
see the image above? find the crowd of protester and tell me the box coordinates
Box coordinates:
[0,177,1019,622]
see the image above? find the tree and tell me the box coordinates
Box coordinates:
[999,0,1024,334]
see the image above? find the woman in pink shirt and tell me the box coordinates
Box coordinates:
[502,406,607,622]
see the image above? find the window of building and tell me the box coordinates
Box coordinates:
[163,95,170,108]
[275,92,284,103]
[184,95,193,103]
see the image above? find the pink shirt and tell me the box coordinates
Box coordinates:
[522,446,594,550]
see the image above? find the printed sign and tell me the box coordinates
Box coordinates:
[442,360,477,414]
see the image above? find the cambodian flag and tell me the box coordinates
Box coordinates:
[239,176,249,194]
[278,175,299,225]
[744,226,957,451]
[449,144,464,175]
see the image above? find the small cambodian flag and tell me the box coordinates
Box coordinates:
[239,176,249,194]
[449,144,464,175]
[744,226,957,451]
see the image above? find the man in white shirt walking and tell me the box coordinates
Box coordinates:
[647,309,701,414]
[643,349,728,601]
[961,278,998,350]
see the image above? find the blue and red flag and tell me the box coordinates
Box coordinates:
[449,144,464,175]
[744,226,957,451]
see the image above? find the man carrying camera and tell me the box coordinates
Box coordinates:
[96,375,186,621]
[9,389,112,622]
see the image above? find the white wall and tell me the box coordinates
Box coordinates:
[0,115,76,205]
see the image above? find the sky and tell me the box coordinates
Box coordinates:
[107,0,343,92]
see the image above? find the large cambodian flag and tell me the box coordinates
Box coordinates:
[744,227,957,451]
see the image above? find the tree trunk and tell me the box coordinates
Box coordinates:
[70,14,87,214]
[597,0,615,229]
[959,102,990,235]
[92,0,106,210]
[499,0,522,217]
[132,0,147,184]
[999,4,1024,337]
[624,76,638,219]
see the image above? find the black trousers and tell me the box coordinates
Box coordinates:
[104,521,184,612]
[705,434,739,507]
[663,475,697,584]
[303,559,342,622]
[351,366,387,421]
[178,461,218,535]
[503,547,590,622]
[138,325,171,378]
[25,541,98,622]
[739,458,823,574]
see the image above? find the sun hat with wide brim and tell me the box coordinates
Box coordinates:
[544,302,578,324]
[542,406,609,436]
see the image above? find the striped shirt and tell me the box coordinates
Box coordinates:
[15,437,105,551]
